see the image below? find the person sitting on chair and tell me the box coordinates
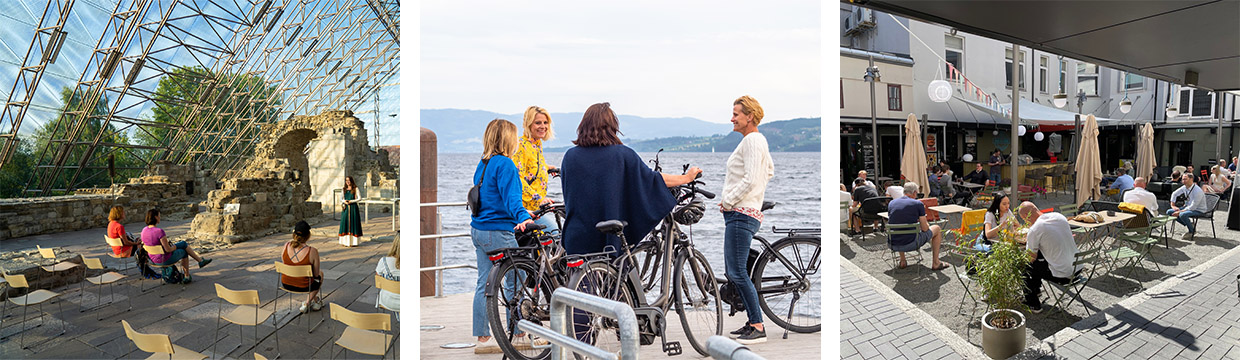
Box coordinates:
[886,182,948,270]
[1108,168,1134,201]
[282,221,324,313]
[1123,177,1159,212]
[1168,173,1208,240]
[964,163,989,186]
[851,178,881,234]
[854,170,876,191]
[1016,202,1079,313]
[141,209,212,283]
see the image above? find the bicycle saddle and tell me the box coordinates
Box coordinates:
[595,220,628,234]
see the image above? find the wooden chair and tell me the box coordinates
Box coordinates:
[328,303,395,359]
[121,319,206,360]
[142,245,181,296]
[273,262,324,333]
[213,283,279,359]
[105,236,138,275]
[78,257,131,319]
[1,271,65,349]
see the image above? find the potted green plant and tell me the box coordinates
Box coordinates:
[971,221,1031,359]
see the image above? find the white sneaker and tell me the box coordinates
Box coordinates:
[475,338,502,354]
[298,302,309,314]
[310,298,324,311]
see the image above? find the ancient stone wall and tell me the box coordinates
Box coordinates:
[188,160,321,243]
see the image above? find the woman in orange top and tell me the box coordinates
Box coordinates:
[282,220,324,313]
[106,206,143,257]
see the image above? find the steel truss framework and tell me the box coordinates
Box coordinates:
[0,0,399,195]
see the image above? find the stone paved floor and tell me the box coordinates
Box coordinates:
[840,258,984,359]
[1020,247,1240,359]
[0,215,400,359]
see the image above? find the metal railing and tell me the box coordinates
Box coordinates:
[419,201,471,297]
[516,288,639,360]
[706,336,766,360]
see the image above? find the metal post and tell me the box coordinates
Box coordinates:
[869,55,880,178]
[1011,44,1021,192]
[549,289,639,360]
[706,336,767,360]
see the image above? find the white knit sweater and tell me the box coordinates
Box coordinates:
[722,132,774,211]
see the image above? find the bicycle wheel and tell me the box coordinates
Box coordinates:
[627,240,663,304]
[675,249,722,356]
[486,259,554,360]
[565,261,635,359]
[753,236,821,333]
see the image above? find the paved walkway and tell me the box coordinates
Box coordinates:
[840,257,985,359]
[1020,246,1240,359]
[0,215,399,359]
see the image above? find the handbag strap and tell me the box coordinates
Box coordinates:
[478,158,490,185]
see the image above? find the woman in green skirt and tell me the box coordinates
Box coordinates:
[339,175,363,246]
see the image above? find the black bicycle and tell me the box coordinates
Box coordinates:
[728,211,821,336]
[564,173,723,357]
[484,203,567,360]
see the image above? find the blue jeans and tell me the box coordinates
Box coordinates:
[723,211,763,324]
[1167,209,1203,233]
[990,172,1001,184]
[533,215,560,235]
[471,228,518,337]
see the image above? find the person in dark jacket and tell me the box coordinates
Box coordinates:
[964,163,989,185]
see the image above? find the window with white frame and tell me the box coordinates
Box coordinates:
[945,35,963,80]
[1177,87,1215,118]
[1039,56,1048,93]
[1005,48,1026,89]
[1077,62,1098,96]
[1059,59,1067,93]
[887,84,902,111]
[1122,72,1144,91]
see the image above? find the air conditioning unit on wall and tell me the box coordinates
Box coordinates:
[845,7,876,36]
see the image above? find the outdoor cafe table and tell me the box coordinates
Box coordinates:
[929,204,972,229]
[1067,212,1136,249]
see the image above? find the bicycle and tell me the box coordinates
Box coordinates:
[484,203,568,360]
[564,171,723,357]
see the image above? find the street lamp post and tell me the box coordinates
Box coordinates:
[865,55,881,179]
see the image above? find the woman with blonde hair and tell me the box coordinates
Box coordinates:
[469,118,535,353]
[514,105,559,232]
[375,237,399,312]
[1206,165,1232,198]
[720,95,774,344]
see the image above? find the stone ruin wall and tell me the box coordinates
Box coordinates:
[0,161,208,240]
[188,110,397,244]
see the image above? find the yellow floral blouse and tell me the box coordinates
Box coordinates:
[513,135,550,212]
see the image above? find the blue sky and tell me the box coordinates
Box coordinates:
[421,0,820,124]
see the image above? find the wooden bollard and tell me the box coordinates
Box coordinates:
[420,127,438,297]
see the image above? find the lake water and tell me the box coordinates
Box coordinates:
[432,151,821,315]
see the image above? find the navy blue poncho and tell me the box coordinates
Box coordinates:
[561,145,677,255]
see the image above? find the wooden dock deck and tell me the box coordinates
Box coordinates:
[420,293,821,359]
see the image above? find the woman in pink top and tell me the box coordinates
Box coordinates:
[141,209,212,283]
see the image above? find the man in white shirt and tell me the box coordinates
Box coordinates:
[854,170,876,191]
[886,183,905,199]
[1123,177,1159,212]
[1016,202,1079,313]
[1168,173,1209,240]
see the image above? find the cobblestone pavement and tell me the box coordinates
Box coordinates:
[841,258,985,359]
[1019,246,1240,359]
[0,215,399,360]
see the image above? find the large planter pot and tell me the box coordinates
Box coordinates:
[981,309,1026,359]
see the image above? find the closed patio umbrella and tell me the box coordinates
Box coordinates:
[1075,114,1103,206]
[900,114,929,196]
[1136,122,1156,181]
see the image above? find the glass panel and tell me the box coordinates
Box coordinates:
[1179,90,1191,114]
[945,50,962,77]
[945,35,962,50]
[1192,91,1212,117]
[1077,62,1097,74]
[1124,73,1144,90]
[1079,77,1097,96]
[1040,68,1047,92]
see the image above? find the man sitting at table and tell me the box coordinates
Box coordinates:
[1016,202,1079,313]
[851,178,882,234]
[1123,177,1159,212]
[1168,173,1208,240]
[854,170,876,191]
[1108,168,1134,201]
[964,163,989,186]
[887,182,948,270]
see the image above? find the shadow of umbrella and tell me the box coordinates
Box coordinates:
[1098,310,1199,351]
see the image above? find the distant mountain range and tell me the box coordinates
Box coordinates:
[422,108,819,153]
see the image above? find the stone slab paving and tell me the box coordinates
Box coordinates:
[841,257,987,360]
[1018,245,1240,359]
[0,215,399,359]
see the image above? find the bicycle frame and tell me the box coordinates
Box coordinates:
[750,233,821,295]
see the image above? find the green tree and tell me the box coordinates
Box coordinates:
[27,86,145,192]
[0,138,34,197]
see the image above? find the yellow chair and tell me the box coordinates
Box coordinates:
[254,354,268,360]
[959,209,987,233]
[374,274,400,336]
[142,245,183,296]
[105,236,139,275]
[328,303,394,359]
[273,262,324,332]
[78,257,131,319]
[121,319,206,360]
[2,272,65,349]
[36,245,82,283]
[213,283,279,360]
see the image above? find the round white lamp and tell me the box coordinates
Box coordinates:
[962,154,974,162]
[992,130,999,136]
[1018,125,1027,136]
[1034,132,1045,141]
[1052,93,1068,108]
[928,80,952,103]
[1119,99,1132,114]
[1166,107,1178,119]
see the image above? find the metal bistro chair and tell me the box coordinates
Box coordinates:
[273,262,325,333]
[142,245,183,296]
[1044,247,1103,317]
[105,236,139,276]
[78,257,131,319]
[886,222,925,276]
[945,224,984,318]
[1106,226,1160,279]
[1186,194,1222,240]
[213,283,279,360]
[327,303,395,359]
[1,271,66,349]
[855,196,891,241]
[121,319,207,360]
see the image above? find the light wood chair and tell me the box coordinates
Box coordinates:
[121,319,206,360]
[105,236,139,275]
[36,245,82,287]
[328,303,394,359]
[142,245,182,296]
[1,272,65,349]
[374,274,400,336]
[273,262,324,332]
[213,283,279,360]
[254,353,268,360]
[79,257,131,319]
